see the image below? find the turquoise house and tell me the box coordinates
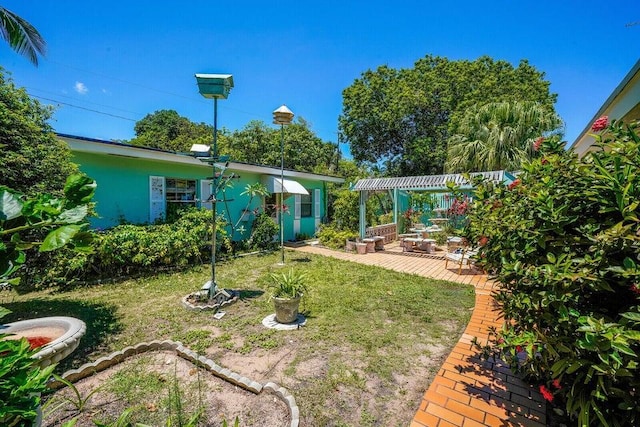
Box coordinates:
[59,134,344,241]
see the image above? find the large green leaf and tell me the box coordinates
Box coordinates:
[0,188,23,221]
[57,205,89,224]
[40,225,82,252]
[63,174,96,207]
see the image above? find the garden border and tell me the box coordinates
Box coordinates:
[49,340,299,427]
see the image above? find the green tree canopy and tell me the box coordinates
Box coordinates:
[128,109,214,152]
[222,118,340,175]
[0,68,77,195]
[339,55,558,176]
[0,6,46,66]
[446,101,563,172]
[128,112,340,175]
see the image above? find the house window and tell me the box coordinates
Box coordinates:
[165,178,197,204]
[300,193,312,218]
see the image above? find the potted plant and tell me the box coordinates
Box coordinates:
[269,269,308,323]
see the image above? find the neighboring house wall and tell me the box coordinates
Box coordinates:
[572,60,640,157]
[64,135,341,241]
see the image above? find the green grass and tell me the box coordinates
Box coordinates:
[4,251,475,426]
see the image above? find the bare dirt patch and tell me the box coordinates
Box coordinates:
[42,351,290,427]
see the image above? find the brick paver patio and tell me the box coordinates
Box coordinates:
[293,243,546,427]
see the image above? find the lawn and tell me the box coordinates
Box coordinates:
[2,251,475,426]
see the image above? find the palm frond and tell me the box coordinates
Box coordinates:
[0,7,46,66]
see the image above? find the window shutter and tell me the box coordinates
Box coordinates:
[294,194,301,219]
[149,176,165,223]
[314,189,321,219]
[200,180,212,210]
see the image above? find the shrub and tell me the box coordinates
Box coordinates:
[246,212,278,251]
[23,208,229,289]
[316,224,358,250]
[0,307,57,426]
[465,119,640,426]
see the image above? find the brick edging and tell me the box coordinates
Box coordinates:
[50,340,300,427]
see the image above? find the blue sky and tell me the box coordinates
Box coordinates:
[1,1,638,157]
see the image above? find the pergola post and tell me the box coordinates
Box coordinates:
[393,188,399,238]
[359,190,367,239]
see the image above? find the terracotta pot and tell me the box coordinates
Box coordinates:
[273,296,302,323]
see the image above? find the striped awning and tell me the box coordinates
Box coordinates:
[352,170,513,192]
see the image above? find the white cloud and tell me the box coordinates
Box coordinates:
[74,81,88,95]
[101,88,110,95]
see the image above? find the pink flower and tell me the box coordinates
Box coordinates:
[539,385,554,402]
[508,179,521,190]
[533,137,544,151]
[552,379,562,390]
[591,116,609,132]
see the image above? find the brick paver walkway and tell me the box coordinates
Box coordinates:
[293,244,546,427]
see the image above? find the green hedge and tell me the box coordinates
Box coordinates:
[465,119,640,426]
[316,224,358,250]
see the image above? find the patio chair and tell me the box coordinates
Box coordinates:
[445,246,478,274]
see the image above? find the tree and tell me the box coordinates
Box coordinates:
[223,118,340,175]
[445,101,563,172]
[339,55,558,176]
[0,6,45,66]
[128,109,214,152]
[0,68,78,195]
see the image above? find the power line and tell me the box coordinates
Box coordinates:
[49,60,207,104]
[43,60,341,140]
[30,94,138,122]
[26,86,144,116]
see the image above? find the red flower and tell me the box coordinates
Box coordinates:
[479,236,489,246]
[552,379,562,390]
[508,179,521,190]
[515,345,523,353]
[533,137,544,151]
[541,158,549,165]
[539,385,554,402]
[591,115,609,132]
[631,284,640,296]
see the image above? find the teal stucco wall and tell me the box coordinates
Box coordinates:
[73,151,327,241]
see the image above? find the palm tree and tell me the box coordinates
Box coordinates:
[445,101,562,172]
[0,6,45,66]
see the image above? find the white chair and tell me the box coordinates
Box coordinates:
[445,247,478,274]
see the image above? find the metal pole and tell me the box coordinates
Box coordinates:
[279,123,285,265]
[209,97,218,299]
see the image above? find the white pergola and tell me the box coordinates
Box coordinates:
[352,170,515,238]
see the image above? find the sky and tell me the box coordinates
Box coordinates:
[1,1,638,158]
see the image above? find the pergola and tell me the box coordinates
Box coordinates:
[352,170,515,239]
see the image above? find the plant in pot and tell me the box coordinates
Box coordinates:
[269,269,308,324]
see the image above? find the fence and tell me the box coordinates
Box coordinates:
[365,223,397,243]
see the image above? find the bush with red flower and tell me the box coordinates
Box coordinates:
[464,119,640,426]
[591,115,609,132]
